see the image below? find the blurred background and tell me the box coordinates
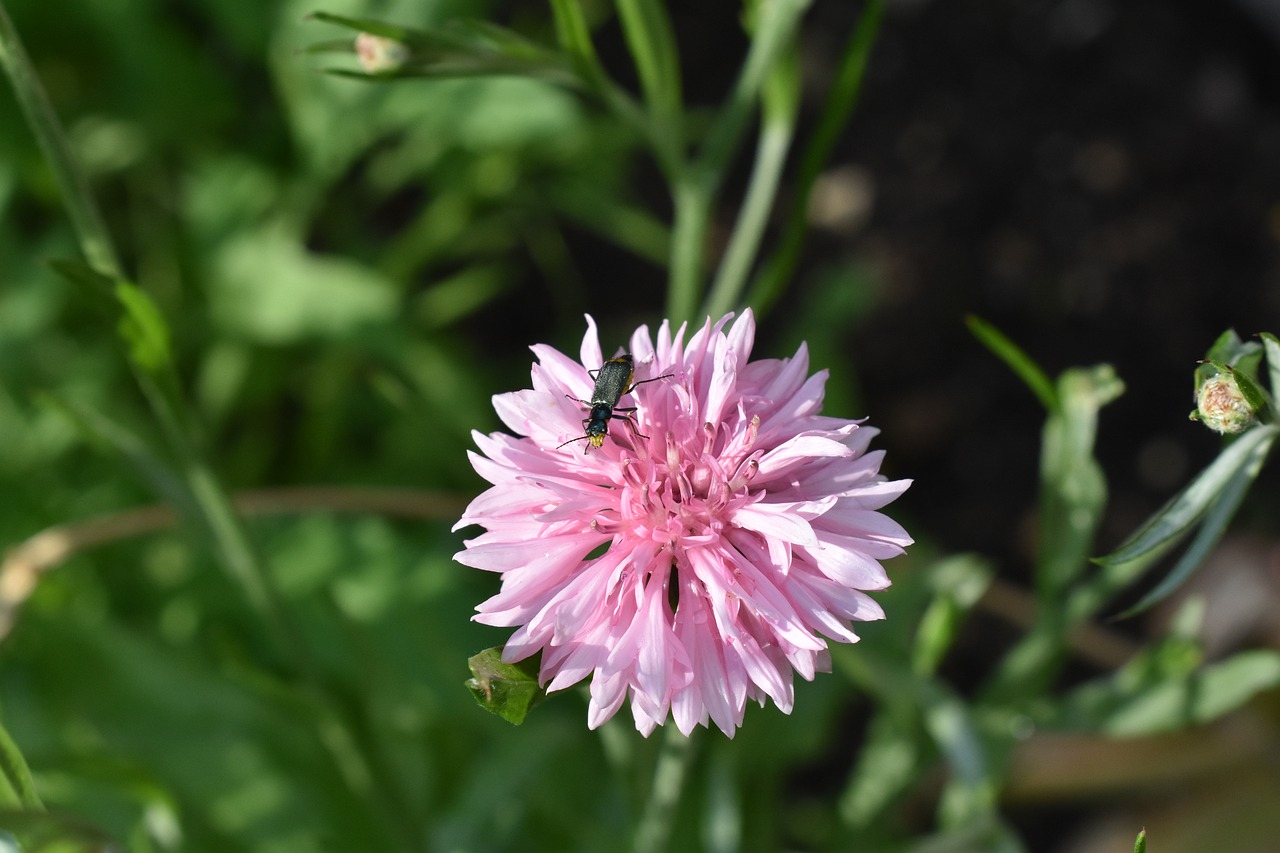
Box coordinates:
[1,0,1279,850]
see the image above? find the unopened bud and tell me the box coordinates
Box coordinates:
[355,33,408,74]
[1192,372,1256,434]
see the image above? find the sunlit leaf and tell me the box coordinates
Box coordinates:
[1095,424,1279,569]
[113,281,173,375]
[48,259,174,376]
[1102,650,1280,736]
[465,648,544,725]
[1115,427,1274,617]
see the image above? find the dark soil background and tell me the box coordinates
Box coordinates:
[789,0,1280,575]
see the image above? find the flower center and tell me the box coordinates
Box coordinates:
[616,414,763,551]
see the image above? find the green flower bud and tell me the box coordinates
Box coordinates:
[1192,372,1256,434]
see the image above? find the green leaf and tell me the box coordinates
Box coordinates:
[465,648,544,725]
[1201,328,1261,374]
[1095,423,1280,569]
[114,281,174,375]
[1262,332,1280,404]
[48,259,174,376]
[1102,650,1280,736]
[913,556,994,676]
[0,720,41,810]
[307,13,577,85]
[1116,426,1275,616]
[965,315,1058,413]
[1133,828,1147,853]
[1036,365,1123,594]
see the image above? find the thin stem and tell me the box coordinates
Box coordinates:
[667,0,809,323]
[667,176,711,323]
[703,47,800,319]
[615,0,683,145]
[0,1,122,277]
[551,0,680,180]
[633,727,697,853]
[747,0,884,313]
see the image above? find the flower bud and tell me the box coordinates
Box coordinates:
[355,33,408,74]
[1193,372,1256,434]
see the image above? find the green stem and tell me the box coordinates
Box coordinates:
[703,47,799,319]
[667,176,711,323]
[552,0,680,180]
[667,0,809,323]
[615,0,683,144]
[0,1,122,277]
[746,0,884,313]
[633,727,697,853]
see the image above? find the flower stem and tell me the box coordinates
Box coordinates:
[633,727,697,853]
[746,0,885,313]
[0,0,122,277]
[666,0,809,323]
[703,45,800,320]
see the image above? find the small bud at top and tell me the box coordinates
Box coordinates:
[355,33,408,74]
[1193,372,1256,434]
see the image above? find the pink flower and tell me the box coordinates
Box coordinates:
[454,311,911,737]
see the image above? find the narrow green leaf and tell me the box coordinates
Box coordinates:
[465,648,544,725]
[308,13,575,84]
[1262,332,1280,408]
[1035,365,1122,594]
[965,315,1058,413]
[1116,427,1275,617]
[0,721,41,810]
[1203,328,1256,366]
[615,0,683,127]
[1103,650,1280,736]
[114,281,174,375]
[1096,423,1280,568]
[913,556,994,676]
[838,711,921,829]
[308,11,417,41]
[1133,829,1147,853]
[48,259,175,377]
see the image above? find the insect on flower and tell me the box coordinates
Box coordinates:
[456,312,913,738]
[557,353,673,451]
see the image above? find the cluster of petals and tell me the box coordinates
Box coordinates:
[454,311,911,737]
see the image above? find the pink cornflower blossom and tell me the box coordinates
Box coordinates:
[454,311,911,737]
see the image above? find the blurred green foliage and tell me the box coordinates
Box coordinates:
[2,0,1279,851]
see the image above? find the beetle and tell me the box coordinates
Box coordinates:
[557,354,673,451]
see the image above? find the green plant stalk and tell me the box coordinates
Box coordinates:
[746,0,884,313]
[667,177,711,323]
[632,726,697,853]
[667,0,810,323]
[615,0,683,144]
[550,0,680,179]
[703,47,799,319]
[0,1,122,277]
